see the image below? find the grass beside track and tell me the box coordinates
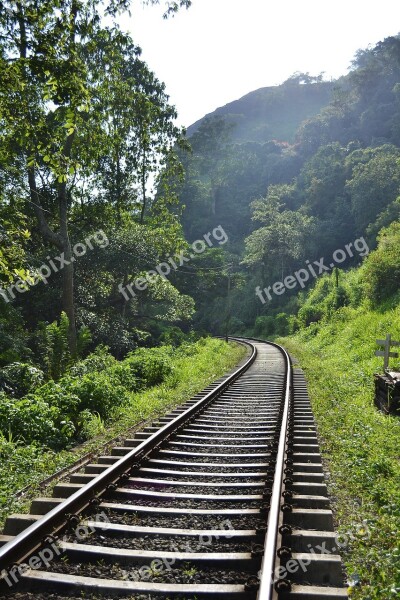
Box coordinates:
[0,338,246,530]
[278,304,400,600]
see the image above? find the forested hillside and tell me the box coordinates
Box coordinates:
[3,4,400,365]
[187,74,334,144]
[0,0,197,365]
[0,0,247,531]
[178,35,400,336]
[1,4,400,597]
[2,14,400,447]
[176,36,400,599]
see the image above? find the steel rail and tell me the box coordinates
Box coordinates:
[0,339,257,575]
[255,339,292,599]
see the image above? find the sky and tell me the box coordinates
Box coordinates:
[122,0,400,128]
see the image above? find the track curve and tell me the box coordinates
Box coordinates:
[0,339,347,599]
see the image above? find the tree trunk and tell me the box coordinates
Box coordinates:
[62,243,77,356]
[59,131,77,356]
[140,146,147,224]
[22,1,79,356]
[116,150,122,227]
[121,273,129,318]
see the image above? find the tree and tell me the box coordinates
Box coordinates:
[362,221,400,302]
[345,145,400,232]
[243,191,315,282]
[179,116,234,226]
[0,202,30,286]
[299,143,347,219]
[349,36,400,144]
[144,0,192,18]
[82,27,185,225]
[0,0,100,354]
[0,0,190,354]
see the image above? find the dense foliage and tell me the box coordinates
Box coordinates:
[176,36,400,336]
[0,0,197,361]
[0,337,245,528]
[3,4,400,356]
[279,291,400,599]
[0,10,400,595]
[0,343,177,448]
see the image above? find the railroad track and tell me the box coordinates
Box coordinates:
[0,338,348,599]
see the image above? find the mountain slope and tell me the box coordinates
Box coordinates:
[187,76,335,144]
[178,35,400,339]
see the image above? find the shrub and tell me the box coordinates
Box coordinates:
[0,363,44,397]
[254,315,275,337]
[125,346,174,388]
[0,343,180,449]
[176,338,206,357]
[35,312,92,380]
[362,221,400,302]
[35,313,71,380]
[68,345,116,377]
[344,268,364,308]
[0,392,74,448]
[275,313,290,335]
[325,285,350,315]
[288,314,300,333]
[64,372,130,419]
[298,303,323,327]
[34,381,80,425]
[78,410,106,440]
[107,363,139,391]
[297,276,331,325]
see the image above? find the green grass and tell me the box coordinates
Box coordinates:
[0,338,246,529]
[278,303,400,599]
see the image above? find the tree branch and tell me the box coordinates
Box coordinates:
[28,167,63,249]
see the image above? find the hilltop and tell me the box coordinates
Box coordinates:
[187,74,335,144]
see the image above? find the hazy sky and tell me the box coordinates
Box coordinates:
[123,0,400,128]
